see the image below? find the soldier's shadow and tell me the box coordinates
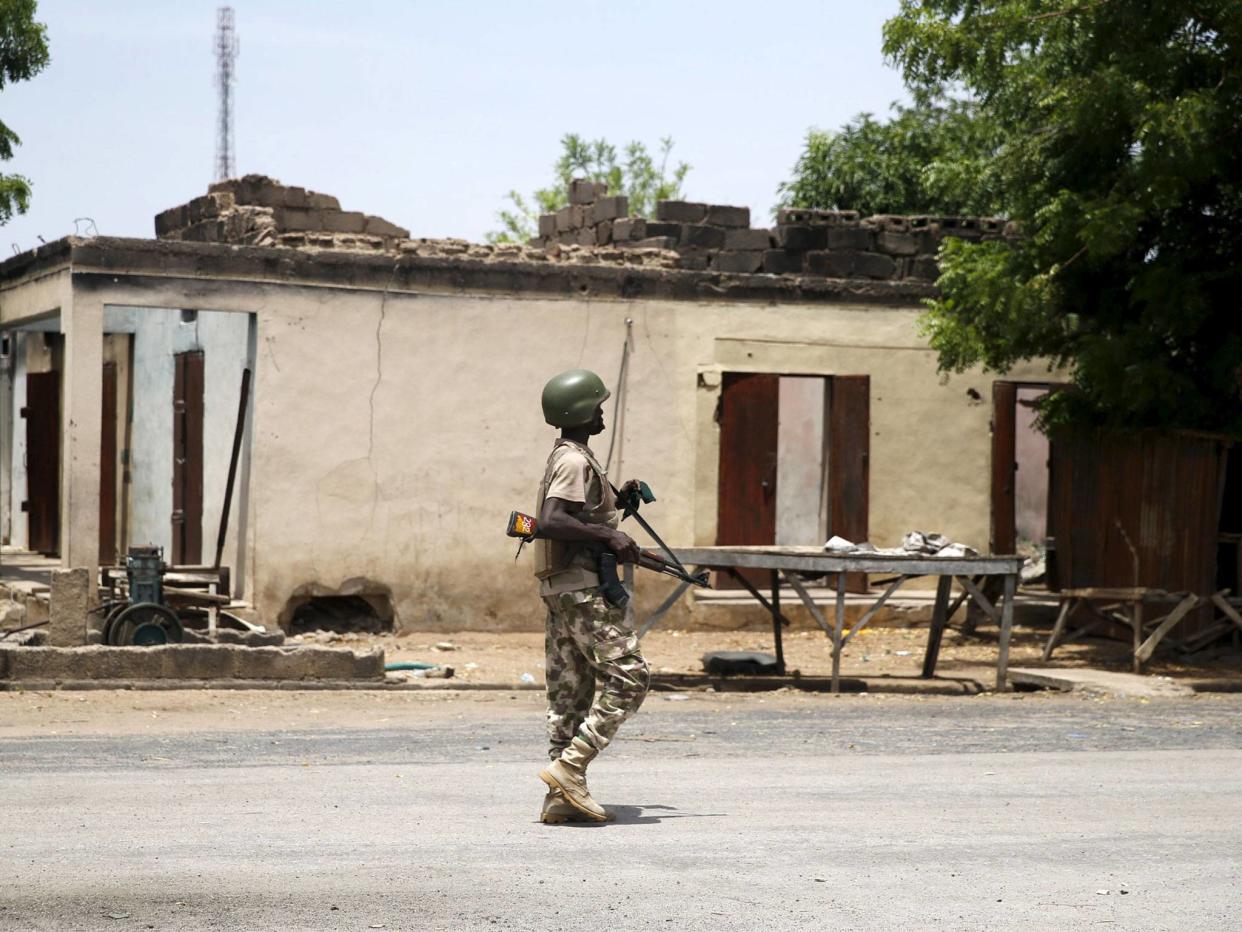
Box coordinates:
[553,804,724,826]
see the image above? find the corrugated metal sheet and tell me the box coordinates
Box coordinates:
[1048,430,1231,635]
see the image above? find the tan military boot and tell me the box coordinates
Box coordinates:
[538,736,607,822]
[540,787,615,824]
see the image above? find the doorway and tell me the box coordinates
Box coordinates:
[172,350,205,564]
[991,381,1055,557]
[23,369,60,555]
[716,371,870,590]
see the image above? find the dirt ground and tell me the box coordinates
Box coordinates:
[289,622,1242,687]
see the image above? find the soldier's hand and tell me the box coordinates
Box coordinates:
[615,478,641,509]
[608,530,641,564]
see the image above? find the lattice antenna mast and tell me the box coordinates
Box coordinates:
[214,7,239,181]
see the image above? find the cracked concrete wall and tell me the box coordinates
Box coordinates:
[5,265,1055,633]
[240,286,1055,631]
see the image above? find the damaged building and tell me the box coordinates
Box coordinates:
[0,175,1065,635]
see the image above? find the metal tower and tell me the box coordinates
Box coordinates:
[214,7,239,181]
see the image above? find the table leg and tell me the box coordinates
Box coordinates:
[832,572,847,694]
[996,572,1017,691]
[1132,600,1145,673]
[770,569,785,675]
[637,575,695,638]
[1042,597,1074,662]
[921,575,954,678]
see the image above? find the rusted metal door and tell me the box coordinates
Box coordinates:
[991,381,1017,555]
[22,371,60,555]
[717,372,779,547]
[99,362,117,565]
[828,375,870,593]
[171,351,204,564]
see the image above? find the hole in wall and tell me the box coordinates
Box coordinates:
[285,594,394,634]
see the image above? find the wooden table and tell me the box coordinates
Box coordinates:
[638,546,1024,693]
[1043,587,1242,671]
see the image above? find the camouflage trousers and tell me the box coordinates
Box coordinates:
[543,589,651,762]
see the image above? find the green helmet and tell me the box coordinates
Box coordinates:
[542,369,611,427]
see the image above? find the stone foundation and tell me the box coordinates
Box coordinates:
[0,644,384,685]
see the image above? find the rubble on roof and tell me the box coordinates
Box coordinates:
[153,175,1013,281]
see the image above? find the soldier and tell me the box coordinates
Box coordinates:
[534,368,651,824]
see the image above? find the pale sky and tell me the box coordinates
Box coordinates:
[4,0,908,252]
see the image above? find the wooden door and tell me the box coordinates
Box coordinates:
[172,351,204,564]
[23,371,60,555]
[716,373,779,588]
[828,375,870,593]
[991,381,1017,555]
[99,362,118,565]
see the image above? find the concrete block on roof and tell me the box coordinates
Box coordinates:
[306,191,341,211]
[555,205,575,232]
[908,256,940,281]
[776,208,860,225]
[591,195,629,224]
[705,205,750,228]
[712,251,764,274]
[278,186,308,209]
[187,194,225,224]
[868,215,911,233]
[569,179,605,204]
[645,221,683,239]
[806,249,897,279]
[364,216,410,238]
[876,232,921,256]
[181,220,225,243]
[538,214,557,238]
[937,217,983,240]
[595,220,614,245]
[724,228,773,251]
[274,208,323,232]
[675,248,712,271]
[680,224,727,249]
[777,208,814,225]
[557,231,578,245]
[154,205,187,237]
[618,236,677,250]
[322,211,368,234]
[612,217,646,241]
[576,227,596,246]
[775,225,828,251]
[827,227,876,251]
[48,569,89,647]
[762,249,804,274]
[657,201,708,223]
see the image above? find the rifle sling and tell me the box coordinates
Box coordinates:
[609,481,689,576]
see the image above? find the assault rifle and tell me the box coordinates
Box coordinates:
[506,481,711,609]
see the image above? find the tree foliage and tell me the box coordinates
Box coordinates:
[883,0,1242,434]
[489,134,690,243]
[0,0,49,225]
[778,95,1004,217]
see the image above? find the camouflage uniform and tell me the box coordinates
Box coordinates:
[544,589,650,761]
[535,439,651,762]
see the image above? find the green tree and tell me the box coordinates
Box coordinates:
[489,134,690,243]
[778,95,1004,217]
[883,0,1242,434]
[0,0,49,225]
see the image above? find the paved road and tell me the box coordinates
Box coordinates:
[3,692,1241,930]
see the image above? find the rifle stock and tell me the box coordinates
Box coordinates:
[506,510,710,594]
